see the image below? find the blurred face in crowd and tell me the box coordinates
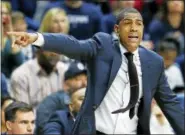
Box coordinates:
[65,73,87,92]
[37,50,60,74]
[167,0,184,14]
[114,12,144,52]
[49,12,69,34]
[13,19,27,32]
[1,99,14,127]
[1,3,10,26]
[6,111,35,134]
[159,50,177,68]
[69,87,86,114]
[111,1,134,11]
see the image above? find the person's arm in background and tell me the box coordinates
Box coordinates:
[93,6,106,33]
[1,73,9,96]
[154,58,184,135]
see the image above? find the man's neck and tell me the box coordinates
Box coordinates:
[65,1,83,9]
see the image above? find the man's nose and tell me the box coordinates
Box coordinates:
[27,123,33,133]
[130,23,137,32]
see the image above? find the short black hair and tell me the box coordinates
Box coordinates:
[5,101,33,122]
[116,7,142,24]
[157,40,178,53]
[1,95,16,107]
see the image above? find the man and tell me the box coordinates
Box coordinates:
[35,61,87,134]
[10,49,68,108]
[4,101,35,135]
[8,8,184,134]
[43,87,86,135]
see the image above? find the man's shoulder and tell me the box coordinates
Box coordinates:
[140,46,163,61]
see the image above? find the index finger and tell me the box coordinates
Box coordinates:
[7,31,25,37]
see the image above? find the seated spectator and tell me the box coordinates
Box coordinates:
[43,87,86,134]
[10,0,39,31]
[1,1,25,78]
[1,73,9,97]
[35,61,87,135]
[12,11,35,60]
[1,96,15,134]
[157,39,184,91]
[150,99,174,134]
[10,49,68,108]
[4,101,35,135]
[148,0,184,50]
[43,0,105,39]
[39,8,72,63]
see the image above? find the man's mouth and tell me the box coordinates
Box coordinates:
[128,35,139,42]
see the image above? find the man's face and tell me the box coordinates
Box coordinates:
[69,87,86,113]
[65,73,87,91]
[13,19,27,32]
[7,111,35,134]
[114,13,144,52]
[37,51,60,74]
[159,50,177,68]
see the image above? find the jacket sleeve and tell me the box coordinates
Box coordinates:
[42,33,104,61]
[154,59,184,135]
[42,112,65,135]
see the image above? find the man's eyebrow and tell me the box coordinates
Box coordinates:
[123,18,143,21]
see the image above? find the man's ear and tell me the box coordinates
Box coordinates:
[6,121,13,131]
[114,24,119,36]
[69,103,74,112]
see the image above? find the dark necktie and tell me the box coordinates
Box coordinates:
[112,52,139,119]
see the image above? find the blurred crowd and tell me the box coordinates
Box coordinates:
[1,0,184,134]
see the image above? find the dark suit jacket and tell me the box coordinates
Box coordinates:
[35,91,69,135]
[40,32,184,135]
[43,109,74,135]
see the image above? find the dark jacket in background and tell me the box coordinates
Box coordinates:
[35,91,69,135]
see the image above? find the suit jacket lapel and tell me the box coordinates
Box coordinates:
[107,39,122,90]
[139,47,152,110]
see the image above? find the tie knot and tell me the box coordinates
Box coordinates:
[124,52,134,61]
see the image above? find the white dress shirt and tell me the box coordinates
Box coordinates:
[33,34,143,134]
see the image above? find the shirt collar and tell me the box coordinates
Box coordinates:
[119,43,139,57]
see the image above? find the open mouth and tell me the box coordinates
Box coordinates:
[128,35,139,42]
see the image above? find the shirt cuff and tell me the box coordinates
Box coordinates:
[32,33,44,47]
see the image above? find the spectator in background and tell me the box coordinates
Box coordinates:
[1,1,25,78]
[103,0,135,34]
[10,0,39,31]
[150,99,174,134]
[39,8,72,63]
[43,0,105,39]
[43,87,86,135]
[12,11,34,60]
[35,61,87,135]
[1,73,9,97]
[148,0,184,50]
[157,39,184,91]
[10,49,68,108]
[4,101,35,135]
[1,96,15,134]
